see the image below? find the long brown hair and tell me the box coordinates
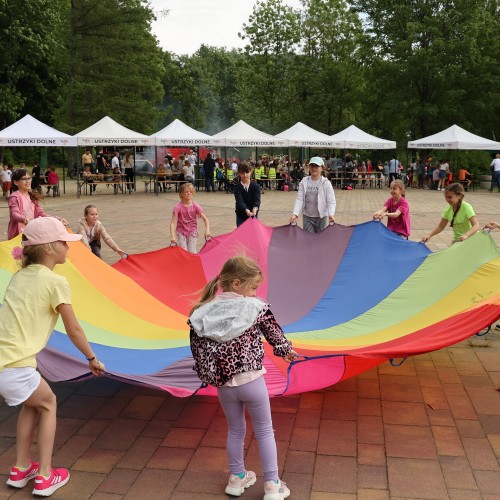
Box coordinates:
[189,255,263,315]
[445,183,465,227]
[11,168,41,202]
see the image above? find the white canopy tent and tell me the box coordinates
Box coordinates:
[407,124,500,150]
[74,116,153,146]
[330,125,396,150]
[151,119,222,147]
[0,114,76,147]
[275,122,342,148]
[212,120,288,147]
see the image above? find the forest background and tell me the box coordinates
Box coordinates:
[0,0,498,170]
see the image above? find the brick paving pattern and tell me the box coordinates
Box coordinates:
[1,180,499,498]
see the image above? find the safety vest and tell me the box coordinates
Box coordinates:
[268,167,277,180]
[254,166,262,180]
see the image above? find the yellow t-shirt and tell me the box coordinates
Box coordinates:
[0,264,71,370]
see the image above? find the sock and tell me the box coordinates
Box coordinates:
[16,465,29,471]
[236,472,245,479]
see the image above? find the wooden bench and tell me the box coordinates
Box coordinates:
[458,179,479,192]
[144,175,201,194]
[39,176,60,197]
[77,175,131,197]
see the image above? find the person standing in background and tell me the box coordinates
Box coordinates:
[82,149,94,173]
[489,153,500,192]
[123,152,134,194]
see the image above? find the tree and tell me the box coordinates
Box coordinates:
[238,0,301,132]
[0,0,67,128]
[55,0,164,134]
[296,0,364,134]
[187,45,242,134]
[353,0,499,145]
[160,51,206,130]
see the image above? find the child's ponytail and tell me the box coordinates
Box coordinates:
[445,183,465,228]
[189,255,263,316]
[189,276,219,315]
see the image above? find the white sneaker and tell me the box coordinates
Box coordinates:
[263,479,290,499]
[225,471,256,496]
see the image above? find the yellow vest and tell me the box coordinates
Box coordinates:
[268,167,277,180]
[255,167,262,179]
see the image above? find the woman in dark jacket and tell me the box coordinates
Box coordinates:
[31,163,42,192]
[234,162,261,227]
[203,153,216,192]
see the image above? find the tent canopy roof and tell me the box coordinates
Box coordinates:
[75,116,153,146]
[151,119,221,146]
[276,122,342,148]
[0,114,76,147]
[330,125,396,150]
[407,124,500,150]
[213,120,288,147]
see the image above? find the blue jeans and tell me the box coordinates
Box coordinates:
[217,376,278,482]
[490,171,500,191]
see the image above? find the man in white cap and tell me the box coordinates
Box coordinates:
[289,156,336,233]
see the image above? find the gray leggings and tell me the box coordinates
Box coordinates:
[217,376,278,482]
[303,214,328,233]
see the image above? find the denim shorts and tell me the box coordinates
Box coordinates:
[0,367,41,406]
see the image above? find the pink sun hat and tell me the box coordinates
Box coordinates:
[22,217,82,247]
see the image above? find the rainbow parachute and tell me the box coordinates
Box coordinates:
[1,220,499,397]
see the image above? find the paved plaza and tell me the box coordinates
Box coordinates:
[0,181,500,499]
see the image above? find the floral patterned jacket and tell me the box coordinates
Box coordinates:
[189,305,292,387]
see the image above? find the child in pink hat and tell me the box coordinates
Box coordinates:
[0,217,105,497]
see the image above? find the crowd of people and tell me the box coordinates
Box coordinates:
[2,163,60,200]
[198,152,500,194]
[1,151,499,499]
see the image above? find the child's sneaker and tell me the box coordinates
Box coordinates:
[32,468,70,497]
[6,462,39,488]
[225,470,257,496]
[263,479,290,500]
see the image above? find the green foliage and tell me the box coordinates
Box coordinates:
[238,0,302,131]
[0,0,67,127]
[353,0,499,152]
[296,0,365,134]
[55,0,165,134]
[188,46,242,134]
[0,0,497,158]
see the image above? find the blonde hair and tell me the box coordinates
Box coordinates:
[21,241,60,268]
[190,255,263,315]
[390,179,406,196]
[84,204,97,216]
[179,182,195,197]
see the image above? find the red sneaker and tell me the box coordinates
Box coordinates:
[32,468,70,497]
[6,461,39,488]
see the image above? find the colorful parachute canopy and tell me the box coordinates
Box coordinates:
[1,220,499,397]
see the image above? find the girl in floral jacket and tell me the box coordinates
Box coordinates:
[189,255,296,499]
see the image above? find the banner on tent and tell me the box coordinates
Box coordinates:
[0,138,74,146]
[80,138,155,146]
[408,142,454,148]
[157,138,224,146]
[290,140,343,148]
[229,140,288,147]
